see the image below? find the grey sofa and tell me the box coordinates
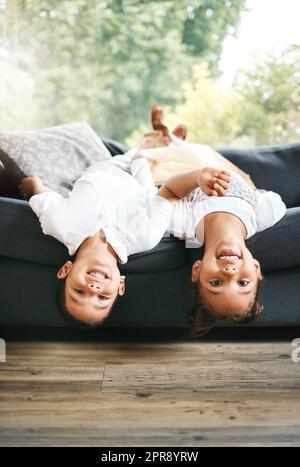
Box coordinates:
[0,140,300,329]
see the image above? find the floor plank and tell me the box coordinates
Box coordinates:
[0,341,299,447]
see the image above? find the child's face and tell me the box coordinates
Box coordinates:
[191,243,262,319]
[57,257,125,324]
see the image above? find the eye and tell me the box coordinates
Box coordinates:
[98,296,109,301]
[239,280,250,287]
[210,280,223,287]
[74,289,85,295]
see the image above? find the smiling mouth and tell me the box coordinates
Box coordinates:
[217,253,241,264]
[87,270,108,281]
[217,249,242,261]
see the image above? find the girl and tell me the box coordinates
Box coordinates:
[132,109,286,337]
[170,169,286,337]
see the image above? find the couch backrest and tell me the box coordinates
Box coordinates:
[219,142,300,208]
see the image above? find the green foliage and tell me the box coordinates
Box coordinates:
[182,0,247,74]
[0,0,246,140]
[1,1,298,147]
[127,63,244,147]
[236,46,300,145]
[142,49,300,149]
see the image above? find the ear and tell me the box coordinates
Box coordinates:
[191,260,202,283]
[57,261,73,279]
[253,259,263,280]
[118,275,126,296]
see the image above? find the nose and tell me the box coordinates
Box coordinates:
[87,282,102,293]
[222,265,239,275]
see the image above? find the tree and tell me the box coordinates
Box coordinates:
[135,48,300,149]
[182,0,247,75]
[126,63,243,148]
[0,0,247,140]
[236,46,300,145]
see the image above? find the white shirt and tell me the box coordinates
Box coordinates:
[29,161,173,264]
[169,171,287,248]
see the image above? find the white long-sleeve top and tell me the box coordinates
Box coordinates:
[29,160,172,263]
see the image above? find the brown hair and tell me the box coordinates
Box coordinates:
[187,277,264,339]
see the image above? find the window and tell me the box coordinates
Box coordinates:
[0,0,299,147]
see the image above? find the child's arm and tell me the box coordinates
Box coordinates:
[130,167,231,256]
[157,167,231,204]
[128,130,169,194]
[130,158,157,196]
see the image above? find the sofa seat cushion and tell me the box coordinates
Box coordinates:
[122,237,186,273]
[218,142,300,208]
[0,197,186,272]
[246,206,300,273]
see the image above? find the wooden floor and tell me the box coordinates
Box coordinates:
[0,340,300,447]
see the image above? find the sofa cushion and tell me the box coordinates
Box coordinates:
[248,267,300,326]
[1,255,299,327]
[0,122,112,196]
[247,206,300,273]
[0,197,186,272]
[123,237,186,273]
[218,142,300,208]
[0,258,190,327]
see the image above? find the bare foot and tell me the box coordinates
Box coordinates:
[172,124,187,140]
[151,105,170,139]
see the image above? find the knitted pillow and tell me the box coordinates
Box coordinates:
[0,122,112,196]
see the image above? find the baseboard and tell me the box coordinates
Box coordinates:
[1,325,300,342]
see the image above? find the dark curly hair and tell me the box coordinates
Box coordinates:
[55,277,119,329]
[187,277,264,339]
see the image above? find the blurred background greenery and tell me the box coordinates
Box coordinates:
[0,0,299,147]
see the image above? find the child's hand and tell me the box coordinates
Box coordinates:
[18,176,47,199]
[197,167,231,196]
